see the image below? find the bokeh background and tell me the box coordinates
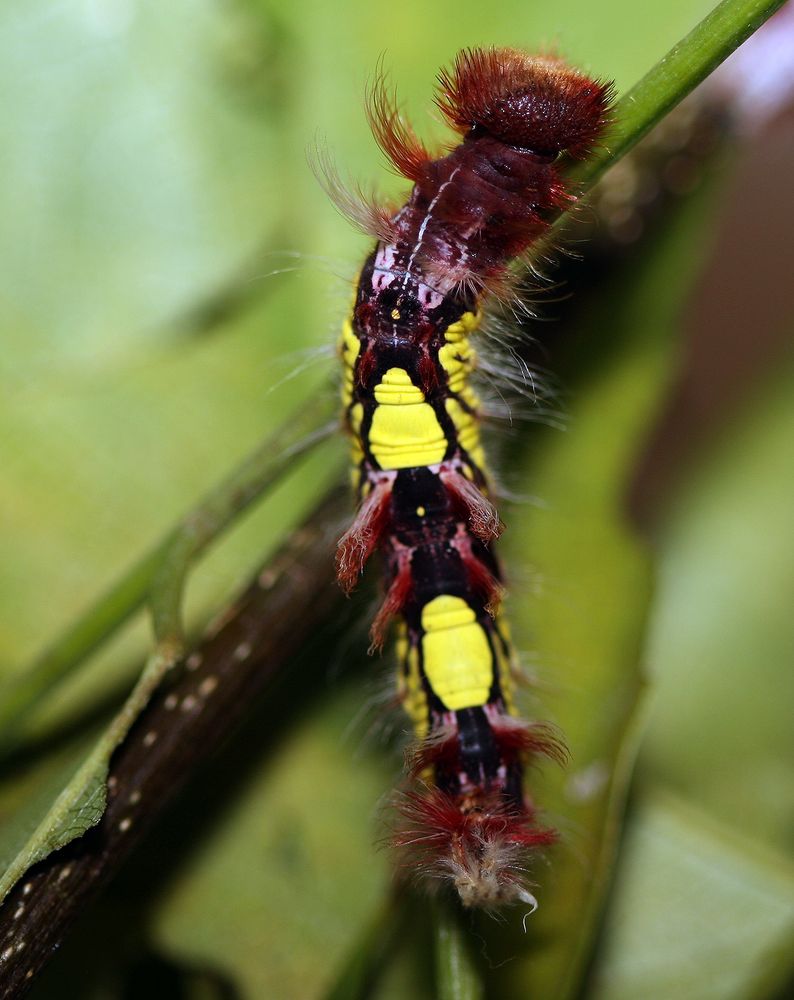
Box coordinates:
[1,0,792,997]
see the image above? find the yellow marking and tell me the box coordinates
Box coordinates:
[397,625,429,737]
[438,313,480,394]
[340,317,361,361]
[438,312,490,482]
[492,612,516,715]
[369,368,447,469]
[439,345,475,391]
[443,311,481,342]
[342,309,491,479]
[445,397,481,459]
[391,308,401,320]
[445,397,489,483]
[340,318,361,407]
[350,401,363,429]
[416,506,426,517]
[421,596,494,710]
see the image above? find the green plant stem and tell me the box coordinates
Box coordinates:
[434,899,483,1000]
[573,0,787,190]
[0,400,336,753]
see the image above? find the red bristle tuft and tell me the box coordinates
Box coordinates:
[394,788,473,852]
[441,467,503,542]
[407,730,460,777]
[393,788,557,910]
[369,555,413,652]
[395,789,556,853]
[436,47,614,158]
[418,352,440,395]
[449,524,504,612]
[492,718,569,767]
[335,481,391,592]
[501,822,558,849]
[366,72,433,181]
[356,344,377,388]
[309,143,397,242]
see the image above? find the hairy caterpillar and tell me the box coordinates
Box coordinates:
[330,48,613,909]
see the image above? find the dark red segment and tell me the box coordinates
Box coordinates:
[408,719,568,776]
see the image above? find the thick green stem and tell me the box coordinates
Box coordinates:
[574,0,786,190]
[434,899,483,1000]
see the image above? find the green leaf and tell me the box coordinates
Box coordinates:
[641,359,794,857]
[589,793,794,1000]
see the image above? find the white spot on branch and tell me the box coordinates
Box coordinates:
[198,676,218,698]
[233,641,252,662]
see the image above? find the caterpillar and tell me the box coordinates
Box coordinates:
[331,48,613,909]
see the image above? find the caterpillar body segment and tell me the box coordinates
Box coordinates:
[332,47,612,908]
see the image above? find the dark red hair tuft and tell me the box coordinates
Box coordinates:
[407,729,460,778]
[394,788,556,865]
[366,72,433,181]
[436,47,614,158]
[335,481,392,593]
[492,718,569,767]
[368,556,413,652]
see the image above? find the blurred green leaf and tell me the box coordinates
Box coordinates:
[641,357,794,857]
[589,792,794,1000]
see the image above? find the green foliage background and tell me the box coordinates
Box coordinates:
[0,0,792,997]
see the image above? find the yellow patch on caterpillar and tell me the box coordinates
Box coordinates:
[444,397,488,480]
[421,595,494,710]
[349,401,364,432]
[438,341,476,394]
[438,312,480,394]
[443,311,481,342]
[339,317,361,363]
[344,401,365,490]
[369,368,448,469]
[492,613,517,715]
[339,318,361,407]
[397,627,429,737]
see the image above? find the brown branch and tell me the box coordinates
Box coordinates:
[0,488,348,998]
